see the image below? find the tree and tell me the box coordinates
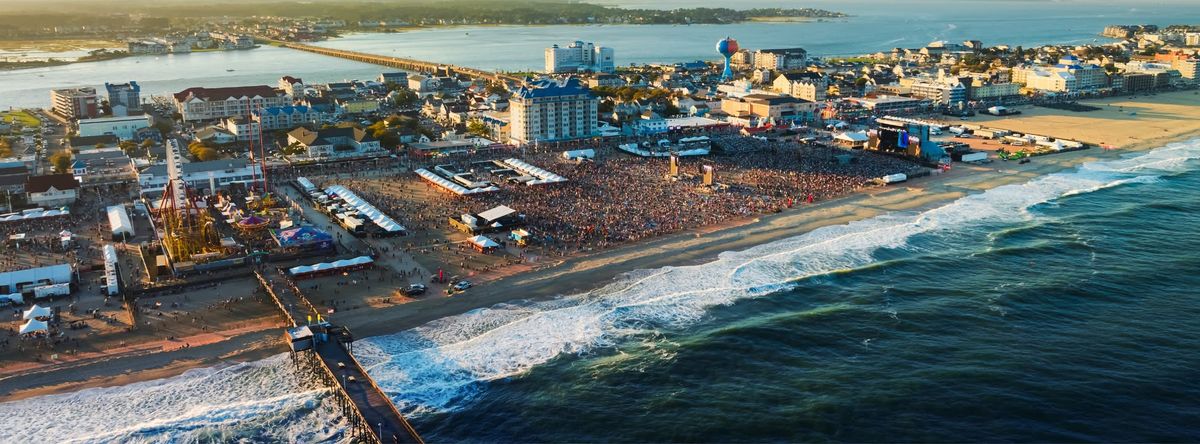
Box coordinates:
[281,141,306,156]
[0,138,11,158]
[466,119,490,138]
[194,147,220,161]
[49,150,72,173]
[486,82,508,95]
[154,120,173,137]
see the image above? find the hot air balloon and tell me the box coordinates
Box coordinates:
[716,37,739,81]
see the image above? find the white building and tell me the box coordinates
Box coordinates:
[772,72,827,102]
[286,127,383,158]
[76,114,152,140]
[1014,55,1107,92]
[509,77,598,146]
[173,86,292,122]
[138,159,263,195]
[754,48,808,71]
[25,174,80,207]
[545,41,615,74]
[222,117,261,141]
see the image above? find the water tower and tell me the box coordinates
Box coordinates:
[716,37,739,81]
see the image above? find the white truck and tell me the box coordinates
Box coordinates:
[32,283,71,299]
[881,173,908,184]
[960,152,989,163]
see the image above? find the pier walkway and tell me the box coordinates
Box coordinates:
[261,37,524,84]
[254,270,423,444]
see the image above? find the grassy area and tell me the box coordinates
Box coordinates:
[0,110,41,128]
[0,38,123,53]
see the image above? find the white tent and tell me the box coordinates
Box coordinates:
[20,318,48,335]
[470,235,500,249]
[23,304,51,320]
[107,205,135,240]
[477,205,516,224]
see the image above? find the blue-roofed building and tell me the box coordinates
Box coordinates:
[105,81,141,116]
[509,77,598,146]
[251,105,327,130]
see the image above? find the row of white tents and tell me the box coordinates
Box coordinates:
[287,256,374,277]
[415,168,500,195]
[0,208,69,223]
[103,244,120,296]
[323,185,406,234]
[502,159,568,186]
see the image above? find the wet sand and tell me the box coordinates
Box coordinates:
[2,93,1197,403]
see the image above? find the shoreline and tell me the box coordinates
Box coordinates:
[1,100,1197,404]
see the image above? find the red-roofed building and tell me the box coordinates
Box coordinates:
[173,86,292,122]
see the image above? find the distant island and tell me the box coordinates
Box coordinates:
[0,2,847,40]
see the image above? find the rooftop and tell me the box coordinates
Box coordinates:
[173,85,284,102]
[25,174,80,193]
[514,77,590,100]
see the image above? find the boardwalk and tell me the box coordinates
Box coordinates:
[255,270,423,444]
[262,37,524,84]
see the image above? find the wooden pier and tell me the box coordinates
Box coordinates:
[255,269,423,444]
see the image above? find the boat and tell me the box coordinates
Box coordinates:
[226,69,235,72]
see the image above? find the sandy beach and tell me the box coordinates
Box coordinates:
[2,91,1197,404]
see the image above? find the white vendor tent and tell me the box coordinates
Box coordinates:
[107,205,135,240]
[23,304,51,320]
[469,235,500,250]
[20,318,48,335]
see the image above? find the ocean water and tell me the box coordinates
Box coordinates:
[5,0,1200,109]
[1,139,1198,442]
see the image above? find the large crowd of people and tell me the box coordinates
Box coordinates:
[316,137,923,255]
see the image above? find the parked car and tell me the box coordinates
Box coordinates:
[405,284,428,296]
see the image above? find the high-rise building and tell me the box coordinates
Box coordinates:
[105,82,141,116]
[50,87,100,120]
[753,48,808,71]
[544,41,615,74]
[509,77,598,146]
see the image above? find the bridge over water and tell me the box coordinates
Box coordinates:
[262,38,525,84]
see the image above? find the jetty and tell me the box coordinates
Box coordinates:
[259,37,523,84]
[254,269,423,444]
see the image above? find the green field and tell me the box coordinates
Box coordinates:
[0,110,41,128]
